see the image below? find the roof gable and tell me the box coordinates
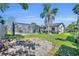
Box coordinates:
[52,23,64,27]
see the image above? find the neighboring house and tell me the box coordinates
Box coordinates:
[15,23,31,34]
[39,25,46,33]
[14,22,65,34]
[40,23,65,34]
[15,23,40,34]
[51,23,65,34]
[6,22,65,34]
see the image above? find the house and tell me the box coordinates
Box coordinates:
[50,23,65,34]
[6,22,65,34]
[15,23,40,34]
[39,25,46,33]
[15,23,65,34]
[39,23,65,34]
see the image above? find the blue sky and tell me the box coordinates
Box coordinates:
[0,3,78,26]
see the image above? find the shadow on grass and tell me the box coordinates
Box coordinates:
[55,35,76,43]
[5,34,25,40]
[55,38,66,41]
[55,45,79,56]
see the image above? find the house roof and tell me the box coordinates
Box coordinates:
[15,22,64,28]
[15,22,30,25]
[52,23,64,27]
[15,22,40,28]
[39,25,46,28]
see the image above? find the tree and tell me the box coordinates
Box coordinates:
[67,23,77,32]
[73,4,79,44]
[73,4,79,29]
[31,22,36,28]
[0,3,9,12]
[12,3,28,36]
[0,4,8,24]
[19,3,28,10]
[0,16,5,24]
[40,3,58,33]
[31,22,37,33]
[0,3,28,36]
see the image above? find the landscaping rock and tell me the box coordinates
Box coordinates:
[0,38,53,56]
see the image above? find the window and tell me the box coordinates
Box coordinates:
[52,28,55,30]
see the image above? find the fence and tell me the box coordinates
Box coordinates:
[0,23,6,39]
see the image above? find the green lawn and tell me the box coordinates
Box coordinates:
[6,33,78,56]
[23,33,78,56]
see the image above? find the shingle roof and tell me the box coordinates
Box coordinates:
[52,23,64,27]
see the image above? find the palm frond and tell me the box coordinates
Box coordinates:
[19,3,28,10]
[0,3,9,12]
[43,3,51,12]
[73,4,79,14]
[40,12,45,19]
[51,8,58,15]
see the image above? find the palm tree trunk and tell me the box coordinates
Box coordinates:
[47,15,51,34]
[76,13,79,43]
[47,18,50,34]
[12,22,15,36]
[77,13,79,29]
[47,15,50,33]
[47,25,50,33]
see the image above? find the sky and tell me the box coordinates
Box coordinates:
[0,3,78,26]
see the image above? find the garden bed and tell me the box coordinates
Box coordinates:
[0,38,53,56]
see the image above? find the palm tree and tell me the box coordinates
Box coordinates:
[31,22,37,33]
[12,3,28,36]
[73,4,79,29]
[0,3,9,12]
[0,3,28,11]
[0,3,28,36]
[19,3,28,10]
[0,16,5,24]
[0,4,8,25]
[40,4,58,33]
[73,4,79,43]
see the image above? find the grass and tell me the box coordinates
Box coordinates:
[23,33,78,56]
[5,34,25,40]
[6,32,78,56]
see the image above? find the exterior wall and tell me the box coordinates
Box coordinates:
[58,24,64,34]
[6,23,12,33]
[0,23,6,39]
[15,23,40,34]
[55,27,59,33]
[6,22,65,34]
[51,24,64,34]
[15,23,31,34]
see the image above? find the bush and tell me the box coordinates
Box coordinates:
[55,45,79,56]
[66,36,76,43]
